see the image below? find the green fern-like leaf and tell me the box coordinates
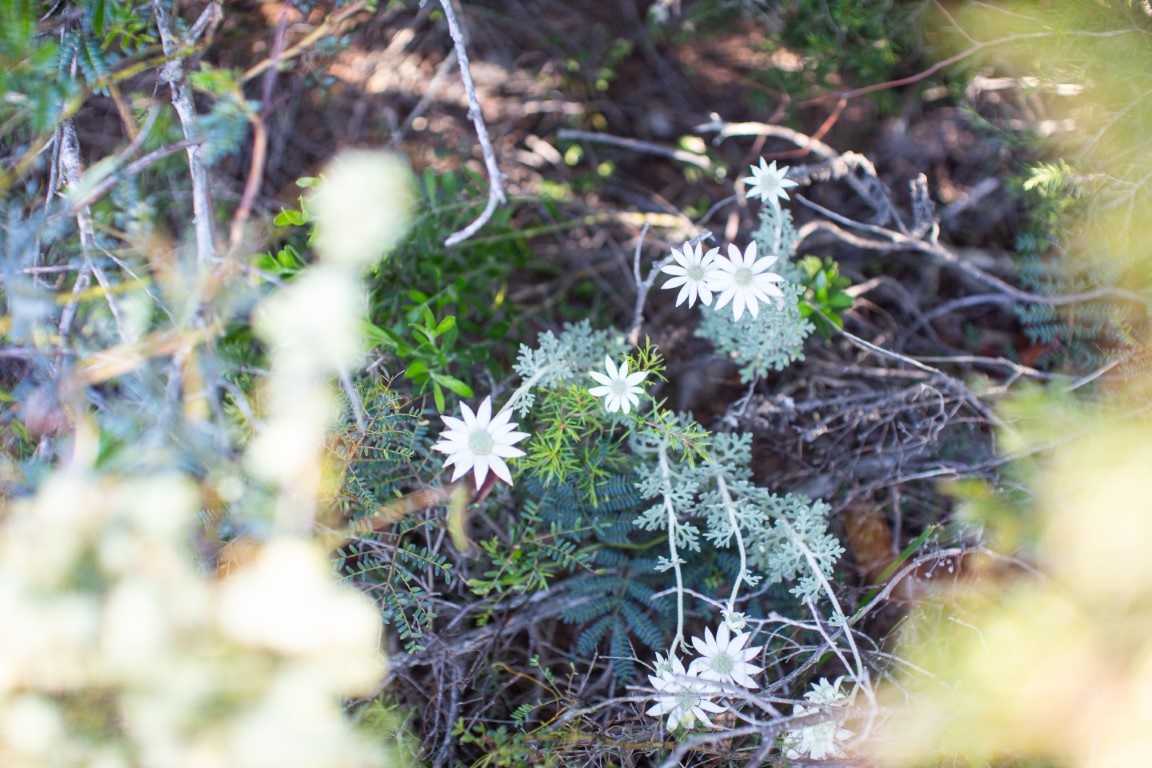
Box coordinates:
[332,382,451,654]
[1014,160,1149,373]
[561,567,664,682]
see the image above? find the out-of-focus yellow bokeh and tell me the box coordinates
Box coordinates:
[873,3,1152,766]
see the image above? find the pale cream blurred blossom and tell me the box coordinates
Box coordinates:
[100,578,171,676]
[0,470,389,767]
[875,419,1152,768]
[114,473,198,536]
[1,696,64,761]
[218,540,385,691]
[245,392,336,488]
[228,670,381,768]
[255,266,366,372]
[0,591,100,691]
[248,268,361,530]
[0,148,413,767]
[1,475,98,586]
[309,150,415,269]
[1091,640,1152,766]
[1041,424,1152,608]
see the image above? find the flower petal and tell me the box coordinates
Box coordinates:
[474,396,492,426]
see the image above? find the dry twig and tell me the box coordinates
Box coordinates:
[152,0,222,266]
[437,0,506,247]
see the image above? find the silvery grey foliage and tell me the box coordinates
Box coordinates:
[697,280,812,382]
[696,192,814,382]
[631,428,840,603]
[512,320,616,415]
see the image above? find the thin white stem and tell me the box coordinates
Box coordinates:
[55,120,128,343]
[711,467,748,616]
[804,595,879,744]
[557,129,719,175]
[437,0,506,247]
[632,228,715,346]
[780,518,875,711]
[696,115,838,161]
[502,365,552,415]
[658,444,686,654]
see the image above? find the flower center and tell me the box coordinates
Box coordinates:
[468,428,494,456]
[734,267,753,286]
[611,379,629,396]
[711,652,734,675]
[813,721,838,740]
[687,264,704,281]
[675,691,701,711]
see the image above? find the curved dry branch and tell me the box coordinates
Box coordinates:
[438,0,506,247]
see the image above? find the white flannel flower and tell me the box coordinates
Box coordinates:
[722,609,748,633]
[588,356,648,415]
[646,653,727,731]
[784,677,854,760]
[708,241,785,321]
[784,707,854,760]
[431,396,529,487]
[742,158,797,205]
[805,675,850,705]
[660,241,721,308]
[687,623,763,689]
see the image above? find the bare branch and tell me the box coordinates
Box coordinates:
[152,0,221,266]
[795,200,1146,307]
[55,120,128,344]
[629,227,714,346]
[241,1,368,84]
[626,221,652,346]
[696,114,838,160]
[558,129,720,176]
[437,0,506,247]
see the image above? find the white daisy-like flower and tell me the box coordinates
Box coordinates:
[783,677,854,760]
[687,623,764,689]
[660,241,721,308]
[722,609,748,633]
[742,158,798,205]
[804,675,850,706]
[588,356,648,415]
[708,241,785,321]
[431,396,529,487]
[784,704,854,760]
[646,653,727,731]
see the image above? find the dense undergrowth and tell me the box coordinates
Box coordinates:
[2,1,1152,767]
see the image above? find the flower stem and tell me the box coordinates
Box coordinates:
[658,443,686,654]
[781,519,875,710]
[711,466,749,616]
[503,366,553,413]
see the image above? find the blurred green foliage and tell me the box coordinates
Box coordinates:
[876,3,1152,764]
[678,0,931,113]
[796,255,854,339]
[368,168,538,409]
